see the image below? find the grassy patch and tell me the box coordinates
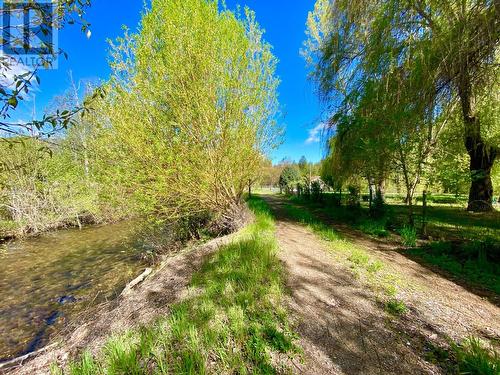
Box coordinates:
[358,219,389,238]
[452,337,500,375]
[385,298,408,316]
[399,226,417,247]
[425,337,500,374]
[406,240,500,294]
[290,195,500,295]
[297,193,500,243]
[59,196,299,374]
[284,204,340,242]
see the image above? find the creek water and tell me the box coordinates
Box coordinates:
[0,221,150,362]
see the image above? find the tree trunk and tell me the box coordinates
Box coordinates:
[407,193,414,227]
[422,190,428,236]
[459,72,497,212]
[465,133,496,212]
[376,179,385,202]
[368,177,375,210]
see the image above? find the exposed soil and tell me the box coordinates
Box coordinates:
[263,194,500,375]
[2,232,240,374]
[4,195,499,374]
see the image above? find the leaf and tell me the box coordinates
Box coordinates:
[8,96,18,108]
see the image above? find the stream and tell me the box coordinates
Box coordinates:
[0,221,153,362]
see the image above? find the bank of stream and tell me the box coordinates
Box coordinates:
[0,221,162,363]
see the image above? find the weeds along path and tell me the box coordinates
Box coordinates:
[262,194,437,374]
[279,196,500,347]
[263,193,500,374]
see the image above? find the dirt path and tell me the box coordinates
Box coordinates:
[262,194,499,375]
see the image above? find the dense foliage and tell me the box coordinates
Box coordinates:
[305,0,500,214]
[0,0,281,237]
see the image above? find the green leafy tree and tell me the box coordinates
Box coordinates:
[279,165,301,194]
[304,0,499,212]
[95,0,282,230]
[0,1,94,138]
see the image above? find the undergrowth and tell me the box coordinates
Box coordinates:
[399,226,417,247]
[426,337,500,375]
[452,337,500,375]
[57,196,299,374]
[406,240,500,294]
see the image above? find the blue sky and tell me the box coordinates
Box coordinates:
[14,0,327,164]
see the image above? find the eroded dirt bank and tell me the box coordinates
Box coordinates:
[2,232,239,375]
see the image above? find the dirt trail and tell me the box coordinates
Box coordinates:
[263,194,499,375]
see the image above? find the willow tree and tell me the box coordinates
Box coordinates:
[97,0,281,230]
[305,0,499,211]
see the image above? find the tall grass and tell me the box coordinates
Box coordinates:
[59,196,299,374]
[453,337,500,375]
[399,226,417,247]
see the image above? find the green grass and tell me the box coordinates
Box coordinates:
[289,194,500,295]
[284,196,500,372]
[424,336,500,374]
[389,203,500,243]
[453,337,500,375]
[384,298,408,316]
[406,240,500,294]
[283,203,340,242]
[357,219,389,238]
[399,226,417,247]
[299,193,500,243]
[59,196,299,374]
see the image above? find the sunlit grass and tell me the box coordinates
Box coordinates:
[59,196,299,374]
[451,337,500,375]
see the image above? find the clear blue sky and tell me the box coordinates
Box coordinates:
[16,0,327,164]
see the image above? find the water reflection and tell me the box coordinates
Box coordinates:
[0,221,149,361]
